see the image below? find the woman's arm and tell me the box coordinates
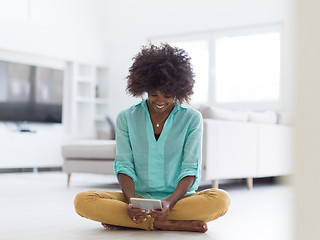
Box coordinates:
[118,173,136,201]
[151,175,195,220]
[118,173,149,223]
[166,176,195,208]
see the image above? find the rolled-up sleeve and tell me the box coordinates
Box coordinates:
[178,112,203,189]
[114,111,137,183]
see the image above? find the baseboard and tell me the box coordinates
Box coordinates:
[0,166,62,174]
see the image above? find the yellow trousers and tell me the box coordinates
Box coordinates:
[74,189,231,231]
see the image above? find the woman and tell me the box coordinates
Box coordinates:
[74,43,230,233]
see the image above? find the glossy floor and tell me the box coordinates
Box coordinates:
[0,172,293,240]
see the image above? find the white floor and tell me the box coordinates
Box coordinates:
[0,172,294,240]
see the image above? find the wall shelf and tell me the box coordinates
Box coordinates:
[95,98,109,104]
[76,77,92,83]
[64,62,109,139]
[76,97,92,103]
[94,116,107,121]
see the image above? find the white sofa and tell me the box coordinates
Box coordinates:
[62,116,116,186]
[62,140,116,186]
[198,106,293,189]
[62,107,293,189]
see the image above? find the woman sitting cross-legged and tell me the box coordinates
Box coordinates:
[74,43,231,233]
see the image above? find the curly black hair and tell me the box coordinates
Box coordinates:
[126,43,195,103]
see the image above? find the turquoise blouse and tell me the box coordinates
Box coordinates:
[114,99,203,200]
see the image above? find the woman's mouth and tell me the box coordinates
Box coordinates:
[156,104,165,109]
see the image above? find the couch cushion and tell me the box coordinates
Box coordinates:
[277,112,294,125]
[248,110,277,124]
[196,105,248,122]
[96,115,116,140]
[62,140,116,159]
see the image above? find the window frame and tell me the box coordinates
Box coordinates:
[149,22,284,110]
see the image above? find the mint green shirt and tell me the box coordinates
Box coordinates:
[114,99,203,200]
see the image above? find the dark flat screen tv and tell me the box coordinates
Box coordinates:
[0,61,64,123]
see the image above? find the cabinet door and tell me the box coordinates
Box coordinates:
[0,133,63,168]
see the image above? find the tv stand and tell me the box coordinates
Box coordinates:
[19,128,36,133]
[14,122,37,133]
[0,122,65,168]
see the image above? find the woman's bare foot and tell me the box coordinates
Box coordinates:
[101,223,140,231]
[101,223,123,230]
[153,220,208,233]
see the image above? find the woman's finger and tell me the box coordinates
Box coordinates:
[129,209,149,217]
[135,216,148,223]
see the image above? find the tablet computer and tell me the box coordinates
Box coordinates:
[130,198,162,210]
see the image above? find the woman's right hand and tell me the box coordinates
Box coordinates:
[127,203,150,224]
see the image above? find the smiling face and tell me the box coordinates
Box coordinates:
[147,90,175,114]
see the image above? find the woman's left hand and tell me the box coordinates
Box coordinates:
[150,200,171,221]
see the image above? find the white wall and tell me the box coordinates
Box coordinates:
[0,0,109,65]
[294,0,320,239]
[0,0,293,119]
[0,0,111,167]
[102,0,291,118]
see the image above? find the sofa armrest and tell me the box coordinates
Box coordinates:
[257,124,293,177]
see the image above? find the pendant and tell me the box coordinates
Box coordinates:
[156,123,160,127]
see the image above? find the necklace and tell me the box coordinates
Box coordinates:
[151,111,171,127]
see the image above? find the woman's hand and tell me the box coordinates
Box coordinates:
[150,200,171,221]
[127,203,150,224]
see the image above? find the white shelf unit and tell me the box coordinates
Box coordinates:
[94,67,110,139]
[64,62,109,139]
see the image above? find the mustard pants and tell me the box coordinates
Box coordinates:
[74,189,231,231]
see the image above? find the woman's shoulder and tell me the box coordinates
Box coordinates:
[178,104,202,120]
[117,100,146,119]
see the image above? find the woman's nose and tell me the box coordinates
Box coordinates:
[155,97,165,104]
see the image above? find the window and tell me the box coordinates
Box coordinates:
[150,23,283,110]
[165,40,209,104]
[215,32,281,104]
